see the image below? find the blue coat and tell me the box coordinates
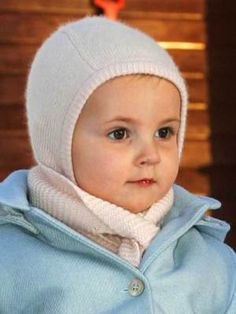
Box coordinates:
[0,170,235,313]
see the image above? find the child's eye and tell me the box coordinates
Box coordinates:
[155,127,173,139]
[108,128,129,140]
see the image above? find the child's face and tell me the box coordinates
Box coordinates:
[72,75,181,213]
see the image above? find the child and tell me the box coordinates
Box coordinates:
[0,16,235,313]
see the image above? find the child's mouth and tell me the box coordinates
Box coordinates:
[128,179,156,187]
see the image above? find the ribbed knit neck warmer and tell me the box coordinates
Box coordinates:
[28,166,173,267]
[28,165,174,267]
[25,16,187,267]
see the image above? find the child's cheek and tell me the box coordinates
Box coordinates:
[95,150,128,182]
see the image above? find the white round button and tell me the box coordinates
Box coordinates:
[128,278,145,296]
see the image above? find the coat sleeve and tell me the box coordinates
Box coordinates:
[0,259,12,313]
[227,288,236,313]
[226,248,236,314]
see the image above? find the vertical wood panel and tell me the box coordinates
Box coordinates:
[206,0,236,248]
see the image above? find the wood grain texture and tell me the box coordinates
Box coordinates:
[0,13,206,44]
[0,0,93,13]
[124,0,205,14]
[0,75,27,105]
[0,104,27,130]
[0,44,37,75]
[0,130,33,169]
[176,167,210,195]
[0,0,204,14]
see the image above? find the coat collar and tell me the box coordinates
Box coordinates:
[0,170,231,271]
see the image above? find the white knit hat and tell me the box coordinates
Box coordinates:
[26,16,188,183]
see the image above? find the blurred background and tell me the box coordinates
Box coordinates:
[0,0,235,248]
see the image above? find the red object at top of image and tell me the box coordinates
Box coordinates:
[94,0,125,20]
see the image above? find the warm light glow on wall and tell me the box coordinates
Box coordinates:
[188,102,207,110]
[159,42,205,50]
[183,72,204,79]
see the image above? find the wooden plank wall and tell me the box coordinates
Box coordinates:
[0,0,235,247]
[205,0,236,248]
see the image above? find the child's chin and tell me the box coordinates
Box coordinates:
[123,202,153,214]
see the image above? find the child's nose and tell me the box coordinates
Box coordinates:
[134,139,161,167]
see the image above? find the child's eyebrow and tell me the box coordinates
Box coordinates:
[104,116,181,125]
[105,117,137,124]
[159,118,181,124]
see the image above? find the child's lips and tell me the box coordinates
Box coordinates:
[128,178,156,186]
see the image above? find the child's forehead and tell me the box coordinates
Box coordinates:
[83,75,160,110]
[77,74,180,125]
[86,74,162,104]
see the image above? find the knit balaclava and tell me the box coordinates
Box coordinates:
[26,16,188,267]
